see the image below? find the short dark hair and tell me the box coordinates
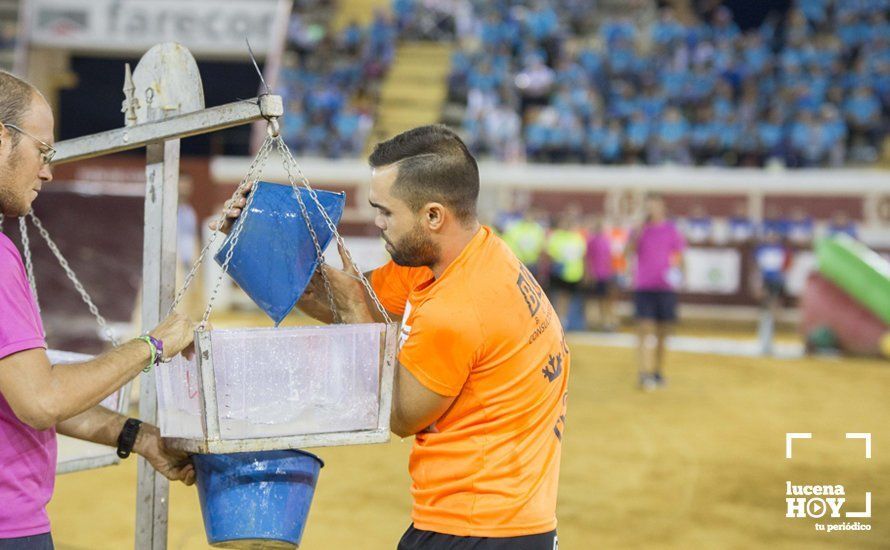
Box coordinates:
[368,125,479,223]
[0,71,35,148]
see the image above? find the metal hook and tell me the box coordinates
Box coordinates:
[266,117,281,138]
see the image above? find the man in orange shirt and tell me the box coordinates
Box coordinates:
[224,125,568,549]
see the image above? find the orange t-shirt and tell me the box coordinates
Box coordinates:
[370,226,569,537]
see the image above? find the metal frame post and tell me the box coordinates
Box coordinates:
[137,139,181,548]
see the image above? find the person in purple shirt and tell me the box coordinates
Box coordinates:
[0,72,197,549]
[627,194,685,390]
[583,216,618,331]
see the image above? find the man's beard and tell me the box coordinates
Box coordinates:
[0,152,27,217]
[385,222,440,267]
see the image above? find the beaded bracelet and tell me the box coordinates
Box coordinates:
[137,336,156,372]
[137,336,158,372]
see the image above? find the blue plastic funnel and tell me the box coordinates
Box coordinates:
[194,450,324,548]
[214,182,345,324]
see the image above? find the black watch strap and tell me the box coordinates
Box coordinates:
[116,418,142,459]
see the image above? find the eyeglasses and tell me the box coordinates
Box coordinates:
[3,123,56,165]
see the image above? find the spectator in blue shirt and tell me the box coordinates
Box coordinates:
[728,203,755,243]
[607,38,641,76]
[685,64,717,103]
[827,210,858,239]
[599,120,624,164]
[757,108,785,164]
[651,7,685,48]
[691,107,721,164]
[625,111,651,163]
[741,32,770,75]
[578,48,605,85]
[609,81,638,120]
[340,21,363,55]
[710,6,741,43]
[788,111,826,167]
[283,100,307,151]
[844,85,882,148]
[797,0,829,27]
[649,107,691,165]
[526,5,559,42]
[821,105,848,167]
[837,12,866,52]
[524,109,550,161]
[787,207,815,245]
[601,17,636,47]
[762,207,790,239]
[753,229,790,324]
[639,84,667,119]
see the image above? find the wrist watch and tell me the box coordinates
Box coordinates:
[116,418,143,459]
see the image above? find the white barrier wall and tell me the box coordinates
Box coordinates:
[211,158,890,243]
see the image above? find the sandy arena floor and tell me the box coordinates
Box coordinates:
[48,328,890,549]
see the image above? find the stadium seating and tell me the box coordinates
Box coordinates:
[277,1,395,158]
[447,0,889,167]
[278,0,889,168]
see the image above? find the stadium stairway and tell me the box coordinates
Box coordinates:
[333,0,391,31]
[366,41,452,150]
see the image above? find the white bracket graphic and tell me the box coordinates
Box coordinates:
[846,492,872,518]
[786,433,812,459]
[845,433,872,459]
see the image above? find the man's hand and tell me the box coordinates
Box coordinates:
[300,243,375,324]
[149,311,197,360]
[209,181,253,235]
[134,423,196,486]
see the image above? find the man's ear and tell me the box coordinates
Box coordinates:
[425,203,446,231]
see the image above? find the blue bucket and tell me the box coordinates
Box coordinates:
[194,450,324,548]
[214,181,345,325]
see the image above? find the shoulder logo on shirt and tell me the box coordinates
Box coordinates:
[516,262,543,317]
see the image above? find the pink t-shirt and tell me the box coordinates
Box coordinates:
[0,232,54,538]
[633,221,685,291]
[585,232,614,280]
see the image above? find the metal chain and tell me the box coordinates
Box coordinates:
[273,136,392,325]
[18,216,41,312]
[198,136,275,325]
[28,213,121,346]
[273,138,340,323]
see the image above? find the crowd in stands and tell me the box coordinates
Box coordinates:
[277,0,888,167]
[277,4,397,157]
[448,0,889,167]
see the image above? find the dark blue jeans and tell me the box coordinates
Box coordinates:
[0,533,53,549]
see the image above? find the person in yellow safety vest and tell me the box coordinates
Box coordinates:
[503,209,547,279]
[546,212,587,331]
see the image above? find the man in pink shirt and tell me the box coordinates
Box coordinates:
[627,194,685,391]
[583,216,618,331]
[0,72,197,548]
